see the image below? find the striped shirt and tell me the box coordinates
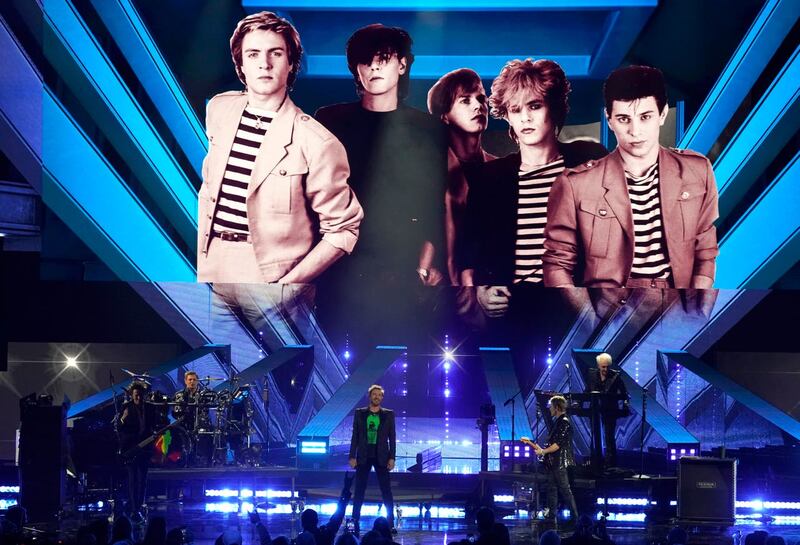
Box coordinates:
[211,106,276,235]
[514,157,565,283]
[626,162,671,279]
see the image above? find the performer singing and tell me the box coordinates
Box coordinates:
[524,395,578,525]
[349,384,396,535]
[585,353,630,467]
[118,381,155,522]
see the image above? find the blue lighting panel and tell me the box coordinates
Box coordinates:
[39,0,198,248]
[89,0,208,177]
[43,91,196,281]
[716,151,800,288]
[679,0,797,155]
[714,45,800,221]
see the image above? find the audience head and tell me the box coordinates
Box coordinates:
[765,537,786,545]
[372,516,392,538]
[77,526,98,545]
[744,531,770,545]
[111,515,132,543]
[165,528,185,545]
[475,506,495,534]
[301,508,320,531]
[143,516,167,545]
[667,526,688,545]
[539,529,561,545]
[335,534,359,545]
[271,538,291,545]
[360,530,384,545]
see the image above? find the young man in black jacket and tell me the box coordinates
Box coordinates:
[461,58,607,317]
[348,384,397,535]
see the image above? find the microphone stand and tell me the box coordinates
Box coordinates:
[639,384,647,479]
[110,371,122,512]
[504,390,523,472]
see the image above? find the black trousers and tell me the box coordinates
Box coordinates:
[546,467,578,519]
[601,416,618,467]
[126,454,149,512]
[352,458,394,525]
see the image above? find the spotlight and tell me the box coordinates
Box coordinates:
[444,350,454,361]
[444,389,451,398]
[65,356,79,368]
[444,361,451,371]
[546,357,553,364]
[343,350,351,360]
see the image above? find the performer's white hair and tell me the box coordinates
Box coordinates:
[596,353,613,365]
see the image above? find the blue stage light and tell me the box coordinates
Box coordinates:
[344,350,351,360]
[444,388,451,398]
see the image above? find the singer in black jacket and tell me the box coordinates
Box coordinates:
[584,353,630,467]
[349,384,396,533]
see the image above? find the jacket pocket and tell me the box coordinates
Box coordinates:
[676,183,706,241]
[579,199,616,257]
[264,165,308,214]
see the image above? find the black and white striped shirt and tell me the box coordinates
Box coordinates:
[211,106,275,235]
[514,157,565,283]
[626,163,671,279]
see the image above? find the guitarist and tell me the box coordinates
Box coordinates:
[118,381,156,522]
[522,395,578,526]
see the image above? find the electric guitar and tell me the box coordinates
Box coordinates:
[520,436,552,469]
[121,416,184,461]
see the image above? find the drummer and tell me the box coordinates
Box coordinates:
[173,370,204,431]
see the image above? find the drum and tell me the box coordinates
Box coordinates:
[199,390,218,405]
[150,425,192,467]
[146,390,170,427]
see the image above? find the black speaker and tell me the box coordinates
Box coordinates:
[19,400,66,522]
[677,456,736,524]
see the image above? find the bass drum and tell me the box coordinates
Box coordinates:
[150,425,193,467]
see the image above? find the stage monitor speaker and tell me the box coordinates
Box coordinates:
[677,456,736,524]
[19,401,66,522]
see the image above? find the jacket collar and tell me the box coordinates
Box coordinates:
[600,149,635,242]
[248,94,299,197]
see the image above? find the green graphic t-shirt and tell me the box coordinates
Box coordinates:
[367,412,380,445]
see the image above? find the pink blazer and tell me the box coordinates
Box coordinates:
[543,147,719,288]
[198,92,363,281]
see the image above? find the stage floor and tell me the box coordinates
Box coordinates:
[56,502,800,545]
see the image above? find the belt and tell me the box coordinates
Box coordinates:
[212,231,251,242]
[626,277,672,289]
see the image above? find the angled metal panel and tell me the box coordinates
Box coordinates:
[715,45,800,222]
[214,345,313,392]
[716,151,800,288]
[573,349,698,445]
[298,346,405,438]
[67,344,223,418]
[89,0,207,177]
[480,347,532,441]
[587,6,656,78]
[679,0,798,154]
[661,350,800,441]
[0,16,42,192]
[24,0,199,250]
[42,91,196,280]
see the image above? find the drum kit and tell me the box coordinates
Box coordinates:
[120,370,255,468]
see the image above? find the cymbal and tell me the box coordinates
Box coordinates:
[202,376,226,382]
